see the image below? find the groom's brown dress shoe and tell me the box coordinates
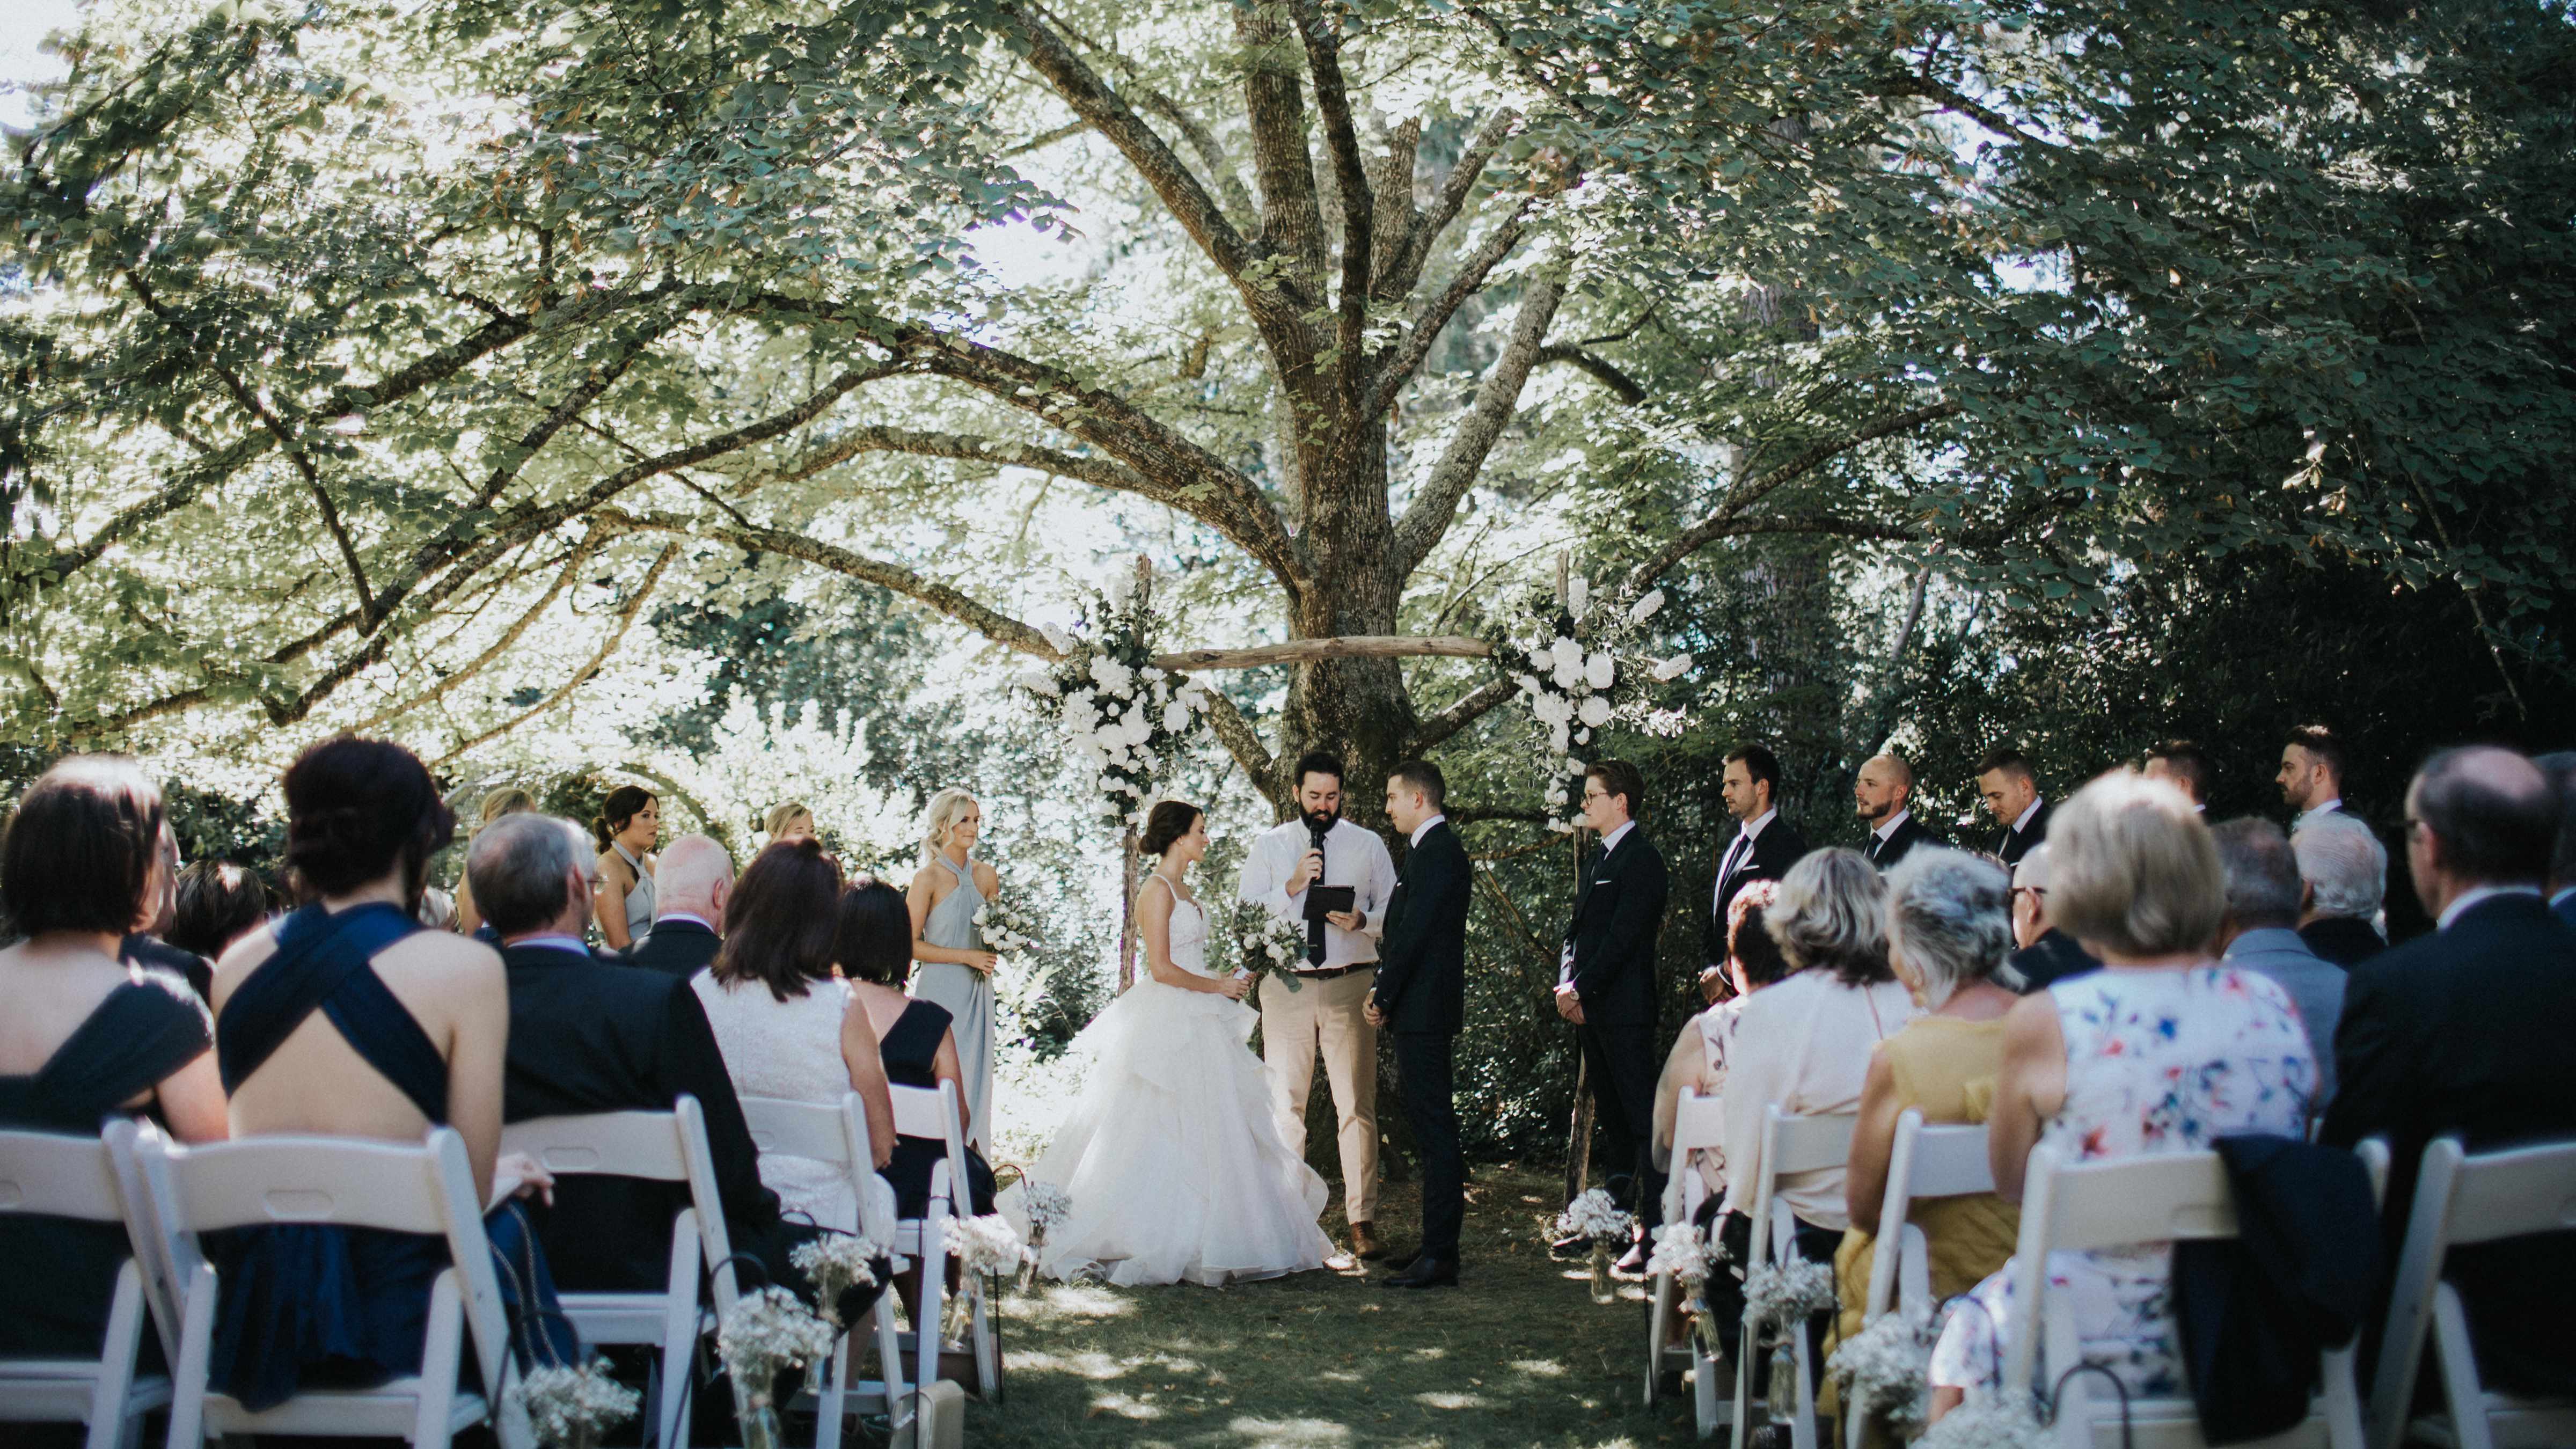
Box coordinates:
[1382,1256,1458,1289]
[1351,1221,1388,1261]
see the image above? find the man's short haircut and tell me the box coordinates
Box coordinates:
[2012,839,2054,894]
[2285,725,2347,784]
[2047,770,2226,957]
[654,834,735,914]
[1,755,166,936]
[2413,745,2554,885]
[831,877,915,985]
[2537,751,2576,887]
[170,859,273,959]
[1873,753,1915,791]
[1389,759,1447,813]
[1975,747,2037,785]
[1724,743,1783,800]
[2145,740,2214,802]
[2293,814,2386,919]
[2211,818,2303,931]
[1587,759,1648,821]
[467,814,588,938]
[1293,749,1345,790]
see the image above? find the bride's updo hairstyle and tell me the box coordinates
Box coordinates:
[715,837,843,1001]
[831,877,913,985]
[918,787,977,867]
[282,736,455,907]
[1141,800,1203,859]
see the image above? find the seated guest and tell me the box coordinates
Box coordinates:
[626,833,733,977]
[167,859,273,963]
[1834,849,2021,1372]
[2323,746,2576,1401]
[2294,813,2389,968]
[472,813,870,1316]
[1927,770,2315,1422]
[1,758,227,1365]
[2537,751,2576,928]
[208,736,567,1411]
[122,829,213,1001]
[690,841,897,1230]
[2213,818,2345,1107]
[453,786,536,939]
[2004,842,2096,991]
[835,876,1000,1220]
[1653,884,1786,1213]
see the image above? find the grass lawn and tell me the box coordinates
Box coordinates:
[960,1162,1707,1447]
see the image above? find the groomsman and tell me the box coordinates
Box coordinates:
[1976,747,2051,866]
[2143,740,2214,813]
[1238,750,1399,1262]
[1704,743,1807,997]
[2276,724,2350,830]
[1365,761,1472,1289]
[1555,760,1672,1271]
[1855,752,1939,869]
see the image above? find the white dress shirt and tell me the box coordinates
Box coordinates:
[2012,797,2045,834]
[2294,798,2346,833]
[1599,819,1635,855]
[1238,817,1397,970]
[1872,808,1912,846]
[2437,883,2543,931]
[1409,814,1450,848]
[1711,808,1777,909]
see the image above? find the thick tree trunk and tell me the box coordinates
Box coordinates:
[1274,415,1419,826]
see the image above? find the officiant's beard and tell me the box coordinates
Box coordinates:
[1301,807,1337,835]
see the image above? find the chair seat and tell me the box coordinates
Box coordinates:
[201,1382,493,1437]
[553,1291,708,1343]
[0,1367,171,1418]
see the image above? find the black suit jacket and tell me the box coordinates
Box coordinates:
[1864,815,1942,872]
[2007,927,2097,993]
[2298,916,2385,970]
[1566,828,1671,1028]
[1994,799,2051,867]
[498,941,789,1293]
[1373,821,1472,1036]
[2320,894,2576,1396]
[1706,817,1808,967]
[624,918,722,978]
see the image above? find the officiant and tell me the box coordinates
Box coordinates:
[1238,749,1400,1263]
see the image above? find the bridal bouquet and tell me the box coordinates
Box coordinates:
[716,1286,837,1449]
[941,1213,1036,1341]
[1743,1256,1839,1415]
[517,1360,640,1449]
[1484,574,1693,830]
[1227,898,1308,993]
[1551,1187,1636,1302]
[971,893,1044,959]
[1019,578,1210,828]
[1827,1300,1941,1435]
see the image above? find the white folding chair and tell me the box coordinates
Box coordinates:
[500,1094,736,1449]
[1842,1113,1993,1449]
[739,1093,916,1449]
[889,1079,995,1399]
[2003,1139,2388,1449]
[1731,1106,1857,1449]
[0,1124,173,1449]
[136,1127,532,1448]
[1648,1087,1730,1440]
[2369,1136,2576,1449]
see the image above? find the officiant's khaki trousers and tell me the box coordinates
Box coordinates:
[1258,969,1380,1226]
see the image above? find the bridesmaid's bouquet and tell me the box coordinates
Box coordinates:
[971,895,1044,958]
[1227,899,1308,993]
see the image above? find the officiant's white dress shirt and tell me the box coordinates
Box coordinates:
[1239,817,1397,970]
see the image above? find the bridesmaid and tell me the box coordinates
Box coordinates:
[592,785,659,951]
[905,788,999,1149]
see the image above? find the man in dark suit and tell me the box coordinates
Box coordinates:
[1976,747,2051,866]
[2004,841,2097,991]
[1703,743,1807,1000]
[2143,738,2214,814]
[2540,751,2576,929]
[2322,747,2576,1401]
[1555,759,1672,1270]
[1365,760,1473,1289]
[622,833,731,977]
[465,814,821,1302]
[1854,752,1940,869]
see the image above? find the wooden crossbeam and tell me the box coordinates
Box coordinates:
[1151,634,1491,671]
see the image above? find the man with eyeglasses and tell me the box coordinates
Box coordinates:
[2002,840,2096,992]
[1553,760,1672,1271]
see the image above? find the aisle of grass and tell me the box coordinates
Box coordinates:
[961,1162,1703,1447]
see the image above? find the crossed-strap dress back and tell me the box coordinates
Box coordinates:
[211,902,569,1411]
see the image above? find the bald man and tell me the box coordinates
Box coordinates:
[2322,747,2576,1401]
[1854,753,1940,869]
[625,833,734,977]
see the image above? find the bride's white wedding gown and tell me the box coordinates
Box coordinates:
[1028,876,1334,1286]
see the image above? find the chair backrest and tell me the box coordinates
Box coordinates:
[888,1081,970,1217]
[0,1125,127,1221]
[1663,1090,1728,1221]
[1862,1113,1994,1319]
[740,1092,898,1247]
[500,1095,741,1307]
[1767,1105,1860,1179]
[137,1127,511,1400]
[2003,1145,2234,1396]
[101,1119,189,1367]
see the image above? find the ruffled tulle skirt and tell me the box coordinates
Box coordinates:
[1027,975,1333,1287]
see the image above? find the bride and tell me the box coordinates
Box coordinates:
[1028,799,1334,1286]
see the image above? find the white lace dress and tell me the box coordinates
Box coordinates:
[690,970,872,1233]
[1027,877,1334,1286]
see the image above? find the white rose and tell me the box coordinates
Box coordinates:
[1551,656,1583,691]
[1040,625,1075,654]
[1584,652,1615,690]
[1161,699,1188,734]
[1626,589,1665,626]
[1550,721,1572,753]
[1551,636,1584,672]
[1579,694,1613,728]
[1515,672,1543,697]
[1652,654,1693,682]
[1576,727,1592,744]
[1568,574,1590,619]
[1565,756,1587,777]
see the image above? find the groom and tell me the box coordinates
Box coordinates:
[1365,760,1473,1289]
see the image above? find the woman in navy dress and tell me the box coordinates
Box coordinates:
[0,757,230,1364]
[208,736,568,1410]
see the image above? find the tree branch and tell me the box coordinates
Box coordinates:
[349,525,606,731]
[1153,634,1490,670]
[1626,401,1965,589]
[777,423,1152,494]
[1198,688,1283,805]
[1410,675,1513,753]
[1289,0,1373,408]
[433,542,679,765]
[1365,195,1535,416]
[1394,264,1567,572]
[1538,343,1647,404]
[1376,108,1519,301]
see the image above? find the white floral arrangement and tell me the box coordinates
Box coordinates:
[1484,574,1692,830]
[971,892,1044,958]
[1744,1256,1840,1415]
[1645,1219,1729,1359]
[941,1212,1036,1338]
[517,1359,641,1449]
[1019,1180,1073,1290]
[1019,579,1209,828]
[1227,896,1310,992]
[1827,1300,1941,1433]
[1914,1392,2050,1449]
[716,1285,837,1449]
[1551,1188,1638,1302]
[788,1230,889,1331]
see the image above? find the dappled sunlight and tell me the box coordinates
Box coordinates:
[1413,1390,1489,1409]
[1224,1416,1355,1446]
[1034,1282,1139,1318]
[1509,1357,1570,1378]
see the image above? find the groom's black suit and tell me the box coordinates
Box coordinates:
[1373,818,1472,1268]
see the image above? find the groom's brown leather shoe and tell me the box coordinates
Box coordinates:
[1351,1221,1388,1261]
